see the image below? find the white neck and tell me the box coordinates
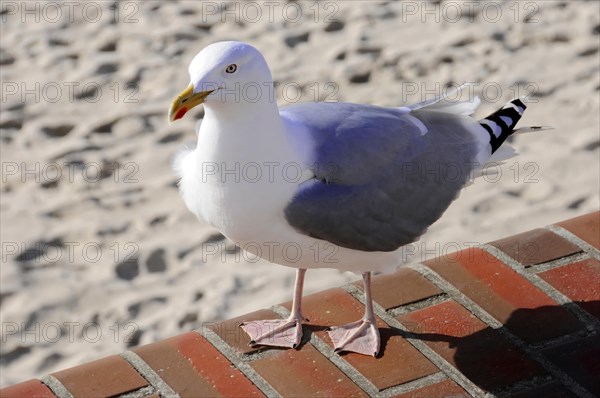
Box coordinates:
[197,92,296,167]
[189,90,304,241]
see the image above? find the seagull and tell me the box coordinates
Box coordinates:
[168,41,544,356]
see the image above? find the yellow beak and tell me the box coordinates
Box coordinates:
[168,84,214,122]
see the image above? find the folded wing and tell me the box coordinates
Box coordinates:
[282,100,487,252]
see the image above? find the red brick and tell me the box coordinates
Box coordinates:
[542,335,600,396]
[425,248,583,343]
[506,382,577,398]
[133,333,221,398]
[283,288,438,390]
[557,211,600,250]
[134,332,264,397]
[491,229,581,266]
[539,258,600,320]
[398,301,545,391]
[51,355,147,398]
[176,332,265,397]
[208,308,283,355]
[391,379,469,398]
[283,288,366,332]
[250,343,368,397]
[0,379,56,398]
[354,268,442,310]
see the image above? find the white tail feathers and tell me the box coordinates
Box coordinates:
[407,83,481,116]
[488,144,519,164]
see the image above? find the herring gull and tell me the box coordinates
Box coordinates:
[168,41,545,356]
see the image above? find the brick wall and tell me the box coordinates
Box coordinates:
[2,211,599,398]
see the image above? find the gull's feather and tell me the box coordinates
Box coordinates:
[282,102,487,252]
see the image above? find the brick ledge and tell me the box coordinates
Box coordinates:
[2,211,599,398]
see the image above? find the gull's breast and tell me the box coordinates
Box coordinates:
[179,148,310,245]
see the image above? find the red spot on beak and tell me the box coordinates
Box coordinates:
[174,107,188,121]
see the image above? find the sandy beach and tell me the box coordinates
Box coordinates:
[1,0,599,386]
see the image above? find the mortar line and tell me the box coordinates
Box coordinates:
[387,293,451,317]
[529,251,591,273]
[120,351,178,398]
[482,244,600,330]
[117,385,156,398]
[546,225,600,260]
[491,375,554,398]
[342,283,486,398]
[196,327,281,398]
[276,302,476,398]
[272,304,379,397]
[410,262,596,398]
[39,375,74,398]
[377,372,448,398]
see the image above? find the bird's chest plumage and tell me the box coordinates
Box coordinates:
[179,117,307,244]
[193,164,294,240]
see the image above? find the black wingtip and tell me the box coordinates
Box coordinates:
[480,98,529,153]
[512,98,527,110]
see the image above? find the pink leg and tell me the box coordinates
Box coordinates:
[241,268,306,349]
[327,272,381,356]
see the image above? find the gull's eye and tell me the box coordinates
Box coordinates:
[225,64,237,74]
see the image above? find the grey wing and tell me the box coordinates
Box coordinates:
[282,102,485,252]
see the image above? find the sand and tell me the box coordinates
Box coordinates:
[1,0,598,386]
